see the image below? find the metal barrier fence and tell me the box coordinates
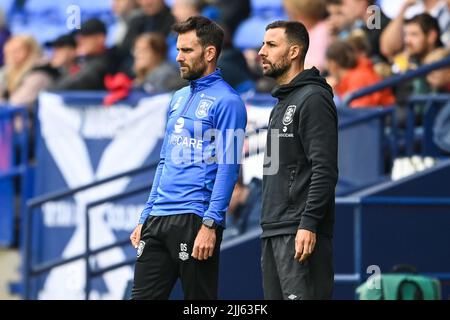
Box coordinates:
[0,106,29,246]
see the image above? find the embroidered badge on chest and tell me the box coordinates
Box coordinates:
[283,105,296,126]
[195,99,213,118]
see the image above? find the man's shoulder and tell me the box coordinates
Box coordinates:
[173,85,190,97]
[211,80,244,104]
[290,84,333,102]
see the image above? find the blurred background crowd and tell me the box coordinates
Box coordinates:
[0,0,448,112]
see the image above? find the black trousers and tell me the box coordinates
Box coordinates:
[131,214,223,300]
[261,234,334,300]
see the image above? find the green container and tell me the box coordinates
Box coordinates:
[356,274,441,300]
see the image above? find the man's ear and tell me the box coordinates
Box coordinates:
[204,45,217,62]
[290,44,301,61]
[427,30,438,47]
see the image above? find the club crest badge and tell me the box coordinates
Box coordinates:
[283,105,296,126]
[195,99,213,118]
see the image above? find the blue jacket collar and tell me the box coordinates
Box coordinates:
[189,69,222,92]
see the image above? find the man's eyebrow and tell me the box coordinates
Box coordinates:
[264,40,277,45]
[177,46,194,50]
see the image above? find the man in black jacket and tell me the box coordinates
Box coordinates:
[258,20,338,300]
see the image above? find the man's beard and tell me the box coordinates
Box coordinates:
[179,57,207,80]
[262,56,291,79]
[406,41,429,62]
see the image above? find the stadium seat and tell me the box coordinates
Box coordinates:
[0,0,15,14]
[251,0,283,14]
[233,16,273,50]
[73,0,111,12]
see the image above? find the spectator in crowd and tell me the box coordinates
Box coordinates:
[325,0,352,39]
[168,0,205,63]
[119,0,174,59]
[401,14,443,94]
[381,0,449,59]
[347,29,393,79]
[341,0,391,61]
[424,47,450,92]
[171,0,205,23]
[215,0,250,38]
[133,32,186,93]
[283,0,331,71]
[53,19,116,90]
[242,48,277,93]
[347,29,372,59]
[0,9,10,67]
[116,0,174,74]
[326,39,395,107]
[218,28,255,94]
[45,33,78,78]
[110,0,140,47]
[224,176,262,239]
[0,35,57,109]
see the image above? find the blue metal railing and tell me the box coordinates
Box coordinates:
[334,196,450,288]
[341,56,450,158]
[23,160,159,299]
[404,94,450,156]
[343,56,450,106]
[0,106,29,247]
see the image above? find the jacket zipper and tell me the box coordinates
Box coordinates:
[180,86,196,116]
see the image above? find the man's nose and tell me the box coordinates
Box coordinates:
[258,46,265,57]
[176,52,184,62]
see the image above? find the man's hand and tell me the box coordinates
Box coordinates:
[130,224,143,248]
[401,0,417,13]
[294,229,316,262]
[192,225,216,261]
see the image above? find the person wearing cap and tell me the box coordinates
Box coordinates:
[45,33,78,78]
[52,18,117,91]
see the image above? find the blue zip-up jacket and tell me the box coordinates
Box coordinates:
[138,69,247,227]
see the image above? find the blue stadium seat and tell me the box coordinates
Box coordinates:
[0,0,15,14]
[251,0,283,13]
[70,0,111,13]
[25,0,65,14]
[165,0,176,7]
[10,20,65,44]
[233,15,282,50]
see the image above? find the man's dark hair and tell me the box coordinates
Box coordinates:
[172,16,225,59]
[266,20,310,63]
[326,0,342,5]
[405,13,443,48]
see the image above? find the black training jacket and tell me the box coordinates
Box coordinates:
[261,67,338,238]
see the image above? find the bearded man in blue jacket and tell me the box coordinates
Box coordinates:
[130,16,247,300]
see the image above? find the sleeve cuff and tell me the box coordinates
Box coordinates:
[298,215,318,233]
